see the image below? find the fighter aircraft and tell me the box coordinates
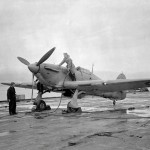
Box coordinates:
[2,47,150,112]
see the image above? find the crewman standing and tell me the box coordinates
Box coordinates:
[7,82,17,115]
[59,53,76,81]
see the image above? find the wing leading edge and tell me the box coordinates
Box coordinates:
[2,79,150,94]
[63,79,150,93]
[1,82,36,89]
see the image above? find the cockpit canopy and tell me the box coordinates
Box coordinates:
[76,66,91,75]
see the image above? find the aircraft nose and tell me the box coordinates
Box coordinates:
[28,63,39,74]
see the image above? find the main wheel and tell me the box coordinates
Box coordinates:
[36,100,46,111]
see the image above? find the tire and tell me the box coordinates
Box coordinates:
[37,100,46,111]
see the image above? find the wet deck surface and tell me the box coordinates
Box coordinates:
[0,93,150,150]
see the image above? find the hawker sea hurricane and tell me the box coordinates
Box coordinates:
[2,47,150,112]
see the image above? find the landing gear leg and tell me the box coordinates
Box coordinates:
[62,90,82,114]
[32,92,51,112]
[113,100,116,106]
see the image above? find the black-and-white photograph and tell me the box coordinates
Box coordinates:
[0,0,150,149]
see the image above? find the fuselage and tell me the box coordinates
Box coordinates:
[35,63,99,85]
[33,63,126,100]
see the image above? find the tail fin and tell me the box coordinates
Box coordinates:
[116,73,126,80]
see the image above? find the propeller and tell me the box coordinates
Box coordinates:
[17,47,56,101]
[36,47,55,66]
[31,73,34,101]
[17,57,30,66]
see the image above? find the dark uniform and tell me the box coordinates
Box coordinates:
[7,83,16,115]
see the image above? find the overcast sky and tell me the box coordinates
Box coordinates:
[0,0,150,82]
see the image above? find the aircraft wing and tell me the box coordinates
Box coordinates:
[1,82,36,89]
[63,79,150,93]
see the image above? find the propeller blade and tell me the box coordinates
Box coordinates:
[31,73,34,101]
[36,47,55,66]
[17,57,30,66]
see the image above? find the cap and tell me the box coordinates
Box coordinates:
[11,82,15,85]
[63,53,68,55]
[63,53,70,58]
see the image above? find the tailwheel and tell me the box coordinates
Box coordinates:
[113,100,116,106]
